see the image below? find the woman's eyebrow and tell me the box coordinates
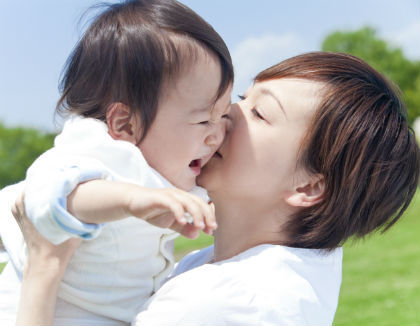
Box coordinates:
[259,87,287,118]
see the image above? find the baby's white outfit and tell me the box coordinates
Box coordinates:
[0,116,207,325]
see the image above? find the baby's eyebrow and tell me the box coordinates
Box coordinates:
[191,101,214,113]
[191,105,211,114]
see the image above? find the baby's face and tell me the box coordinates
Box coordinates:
[139,54,232,190]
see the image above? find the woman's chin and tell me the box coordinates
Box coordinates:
[196,172,209,188]
[197,155,224,190]
[197,166,216,189]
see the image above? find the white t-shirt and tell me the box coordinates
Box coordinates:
[0,116,208,325]
[133,244,343,326]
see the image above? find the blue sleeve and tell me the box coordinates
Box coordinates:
[49,165,108,239]
[25,161,112,244]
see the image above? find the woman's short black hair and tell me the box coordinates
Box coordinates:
[256,52,420,250]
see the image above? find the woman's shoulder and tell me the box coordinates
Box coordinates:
[231,244,343,296]
[171,243,343,282]
[233,244,343,325]
[138,244,342,326]
[214,244,342,326]
[209,243,343,273]
[169,243,342,298]
[243,243,343,270]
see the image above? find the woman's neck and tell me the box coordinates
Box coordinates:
[211,195,290,262]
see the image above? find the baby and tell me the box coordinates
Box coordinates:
[0,0,233,325]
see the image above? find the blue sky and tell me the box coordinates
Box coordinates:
[1,0,419,131]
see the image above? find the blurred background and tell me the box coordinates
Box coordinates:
[0,1,419,325]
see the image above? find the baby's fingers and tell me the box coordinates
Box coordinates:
[183,195,216,234]
[155,189,214,235]
[161,196,202,229]
[201,201,217,234]
[179,199,205,229]
[164,200,188,226]
[171,222,200,239]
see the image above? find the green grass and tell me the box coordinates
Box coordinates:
[333,190,420,326]
[174,231,214,261]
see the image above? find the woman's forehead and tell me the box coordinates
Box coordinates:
[249,79,325,110]
[253,78,324,90]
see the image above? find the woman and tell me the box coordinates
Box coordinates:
[12,52,420,326]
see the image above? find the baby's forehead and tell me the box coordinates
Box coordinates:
[188,97,231,119]
[189,105,213,116]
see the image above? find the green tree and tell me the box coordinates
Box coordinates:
[0,123,55,189]
[322,27,420,125]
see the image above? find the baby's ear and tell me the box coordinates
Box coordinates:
[106,103,140,144]
[285,174,325,208]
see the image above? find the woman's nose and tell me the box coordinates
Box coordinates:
[230,102,241,123]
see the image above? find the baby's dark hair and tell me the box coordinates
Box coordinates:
[56,0,234,140]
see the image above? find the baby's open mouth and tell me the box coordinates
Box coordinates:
[189,159,202,168]
[189,159,202,176]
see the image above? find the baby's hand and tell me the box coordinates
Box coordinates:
[126,188,216,239]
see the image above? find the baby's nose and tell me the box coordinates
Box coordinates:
[205,120,225,148]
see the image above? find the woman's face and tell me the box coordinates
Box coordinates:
[197,78,324,204]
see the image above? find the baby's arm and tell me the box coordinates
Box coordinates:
[24,154,111,244]
[24,148,216,242]
[67,179,217,238]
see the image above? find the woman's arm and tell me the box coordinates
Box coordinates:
[12,193,81,326]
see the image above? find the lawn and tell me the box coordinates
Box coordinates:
[333,190,420,326]
[174,230,213,261]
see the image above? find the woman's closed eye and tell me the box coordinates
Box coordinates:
[251,108,265,120]
[238,94,264,121]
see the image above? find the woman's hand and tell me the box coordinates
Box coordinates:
[13,192,81,273]
[12,192,81,326]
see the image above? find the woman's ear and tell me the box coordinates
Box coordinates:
[285,174,325,208]
[106,103,140,144]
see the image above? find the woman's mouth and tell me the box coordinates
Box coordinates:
[189,159,202,176]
